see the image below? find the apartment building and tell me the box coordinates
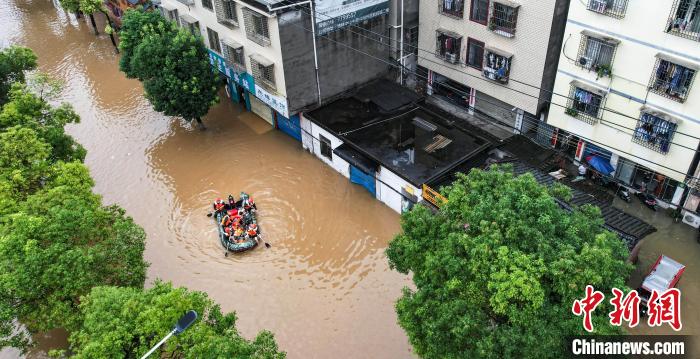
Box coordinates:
[543,0,700,226]
[416,0,570,135]
[158,0,393,138]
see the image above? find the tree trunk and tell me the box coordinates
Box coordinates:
[195,117,206,130]
[76,11,82,19]
[89,13,98,35]
[102,11,119,53]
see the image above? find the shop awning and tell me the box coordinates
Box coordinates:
[333,144,378,174]
[585,155,615,175]
[655,52,700,71]
[581,29,621,45]
[570,79,607,97]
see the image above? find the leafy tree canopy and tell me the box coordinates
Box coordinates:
[70,282,285,358]
[0,46,37,105]
[57,0,80,13]
[386,166,632,359]
[117,9,175,80]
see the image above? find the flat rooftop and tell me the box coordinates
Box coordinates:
[305,80,492,186]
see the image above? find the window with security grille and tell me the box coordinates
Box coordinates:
[482,51,511,83]
[470,0,489,24]
[215,0,238,27]
[466,38,484,69]
[586,0,628,18]
[439,0,464,18]
[576,36,616,77]
[489,2,518,36]
[180,16,200,36]
[201,0,213,11]
[223,44,245,71]
[243,8,270,46]
[405,26,418,55]
[250,56,275,91]
[207,27,221,53]
[648,58,696,102]
[566,86,603,125]
[435,31,461,64]
[632,112,677,154]
[666,0,700,40]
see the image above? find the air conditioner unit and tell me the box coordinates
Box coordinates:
[579,56,593,69]
[446,53,458,64]
[682,211,700,228]
[588,0,607,13]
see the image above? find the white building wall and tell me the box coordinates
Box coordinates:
[300,115,350,178]
[417,0,558,114]
[161,0,287,97]
[376,166,422,214]
[547,1,700,183]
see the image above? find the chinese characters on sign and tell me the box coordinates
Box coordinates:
[572,286,682,332]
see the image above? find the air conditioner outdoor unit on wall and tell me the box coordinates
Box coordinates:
[682,211,700,228]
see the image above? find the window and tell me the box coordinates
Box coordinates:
[489,1,518,37]
[223,41,245,72]
[435,30,462,64]
[482,49,511,83]
[439,0,465,18]
[201,0,213,11]
[250,55,275,91]
[243,8,270,46]
[666,0,700,40]
[215,0,238,27]
[320,135,332,160]
[466,38,484,69]
[405,26,418,55]
[648,58,696,102]
[632,111,678,154]
[576,35,616,78]
[566,86,604,125]
[207,27,221,53]
[586,0,628,18]
[161,8,180,26]
[180,15,200,36]
[470,0,489,24]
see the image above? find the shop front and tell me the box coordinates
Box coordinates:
[207,50,290,129]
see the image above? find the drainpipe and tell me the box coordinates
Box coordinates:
[399,0,404,85]
[267,1,322,105]
[389,0,404,84]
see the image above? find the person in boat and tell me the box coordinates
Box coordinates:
[233,226,245,243]
[224,225,234,240]
[220,209,240,227]
[243,196,256,212]
[246,223,259,242]
[212,198,226,216]
[225,194,236,210]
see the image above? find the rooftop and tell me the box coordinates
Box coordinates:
[305,80,492,186]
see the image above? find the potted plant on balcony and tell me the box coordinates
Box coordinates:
[595,64,612,79]
[565,107,579,117]
[488,18,497,31]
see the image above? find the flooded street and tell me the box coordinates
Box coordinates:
[0,1,413,358]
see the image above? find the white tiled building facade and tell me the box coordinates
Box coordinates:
[545,0,700,225]
[417,0,566,124]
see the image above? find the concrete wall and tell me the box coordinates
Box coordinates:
[376,165,422,213]
[418,0,560,115]
[163,0,287,97]
[546,1,700,182]
[301,115,350,178]
[278,11,392,113]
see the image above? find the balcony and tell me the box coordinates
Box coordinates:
[632,109,678,154]
[665,0,700,41]
[438,0,464,19]
[482,46,512,83]
[648,55,697,103]
[488,0,519,38]
[576,31,619,79]
[435,30,462,64]
[566,82,606,125]
[586,0,628,19]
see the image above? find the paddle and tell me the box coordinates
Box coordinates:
[207,212,213,217]
[258,233,271,248]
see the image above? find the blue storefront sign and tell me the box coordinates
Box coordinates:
[207,50,289,117]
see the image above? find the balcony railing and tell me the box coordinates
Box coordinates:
[438,0,464,19]
[435,31,462,64]
[566,86,604,125]
[488,1,519,37]
[666,0,700,41]
[648,58,696,103]
[586,0,628,19]
[632,112,677,154]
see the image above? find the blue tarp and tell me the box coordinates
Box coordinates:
[350,165,376,196]
[586,155,615,175]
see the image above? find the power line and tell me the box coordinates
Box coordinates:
[283,4,700,142]
[276,14,700,181]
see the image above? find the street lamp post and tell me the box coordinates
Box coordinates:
[140,310,198,359]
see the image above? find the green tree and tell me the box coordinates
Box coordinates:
[0,46,37,106]
[0,160,148,352]
[119,10,219,129]
[70,282,285,358]
[386,166,632,359]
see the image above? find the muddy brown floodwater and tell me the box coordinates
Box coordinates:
[0,1,413,358]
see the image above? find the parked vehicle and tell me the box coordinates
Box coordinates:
[635,189,658,211]
[637,255,685,316]
[617,186,631,203]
